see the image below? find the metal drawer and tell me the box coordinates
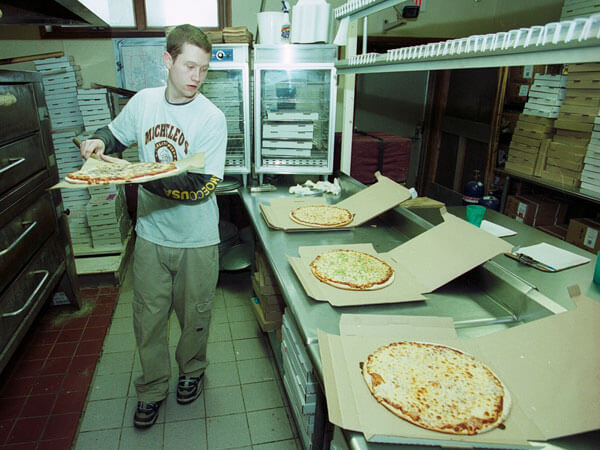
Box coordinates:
[0,83,39,146]
[0,192,56,293]
[0,133,47,198]
[0,234,62,364]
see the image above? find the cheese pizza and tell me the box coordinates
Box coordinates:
[290,205,353,227]
[310,249,394,290]
[362,341,511,435]
[65,161,178,184]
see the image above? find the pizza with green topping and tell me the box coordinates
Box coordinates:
[310,249,394,290]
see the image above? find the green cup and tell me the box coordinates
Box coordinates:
[466,205,486,227]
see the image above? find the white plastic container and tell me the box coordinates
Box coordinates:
[257,11,286,44]
[291,0,331,43]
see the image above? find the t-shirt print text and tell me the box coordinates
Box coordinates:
[145,123,190,161]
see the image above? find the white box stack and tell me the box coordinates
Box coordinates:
[35,56,84,130]
[523,74,567,118]
[581,117,600,195]
[262,112,317,159]
[86,186,131,249]
[51,128,92,247]
[77,88,111,132]
[281,311,318,449]
[561,0,600,19]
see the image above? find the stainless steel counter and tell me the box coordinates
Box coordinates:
[238,176,600,449]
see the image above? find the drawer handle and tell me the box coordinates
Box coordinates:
[0,157,25,174]
[0,221,37,256]
[1,270,50,318]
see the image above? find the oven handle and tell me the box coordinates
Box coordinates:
[0,157,26,174]
[1,270,50,318]
[0,221,37,256]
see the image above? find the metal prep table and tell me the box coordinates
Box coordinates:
[238,175,600,450]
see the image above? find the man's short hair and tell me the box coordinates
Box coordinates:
[166,24,212,61]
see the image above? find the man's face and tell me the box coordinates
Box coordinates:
[164,42,210,103]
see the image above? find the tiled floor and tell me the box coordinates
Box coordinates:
[74,266,300,449]
[0,285,119,449]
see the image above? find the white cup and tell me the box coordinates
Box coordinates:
[257,11,286,44]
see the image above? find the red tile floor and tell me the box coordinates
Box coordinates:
[0,286,119,449]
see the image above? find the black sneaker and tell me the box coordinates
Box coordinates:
[133,400,162,429]
[176,374,204,405]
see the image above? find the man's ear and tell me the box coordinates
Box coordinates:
[163,51,173,70]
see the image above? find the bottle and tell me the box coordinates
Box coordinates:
[479,194,500,211]
[463,170,484,206]
[281,1,291,43]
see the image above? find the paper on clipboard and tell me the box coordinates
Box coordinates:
[480,220,517,237]
[518,243,590,272]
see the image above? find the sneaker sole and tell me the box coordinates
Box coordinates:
[133,413,159,429]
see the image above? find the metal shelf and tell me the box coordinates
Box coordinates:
[496,168,600,205]
[334,0,406,21]
[336,38,600,74]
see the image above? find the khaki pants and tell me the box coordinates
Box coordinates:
[132,236,219,402]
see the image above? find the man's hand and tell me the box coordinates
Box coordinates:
[80,138,106,160]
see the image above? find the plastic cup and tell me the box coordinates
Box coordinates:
[466,205,486,227]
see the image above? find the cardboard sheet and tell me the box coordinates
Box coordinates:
[318,289,600,447]
[259,172,412,231]
[51,152,205,189]
[288,210,513,306]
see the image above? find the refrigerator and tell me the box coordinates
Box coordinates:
[253,44,337,183]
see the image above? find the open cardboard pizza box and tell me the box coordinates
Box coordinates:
[51,152,205,189]
[259,172,412,231]
[288,210,512,306]
[319,286,600,448]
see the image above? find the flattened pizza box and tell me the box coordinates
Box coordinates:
[260,172,411,231]
[288,210,512,306]
[319,287,600,448]
[51,152,205,189]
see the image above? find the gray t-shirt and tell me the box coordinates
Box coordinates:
[109,86,227,248]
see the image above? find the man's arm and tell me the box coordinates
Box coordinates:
[79,125,126,160]
[142,173,222,204]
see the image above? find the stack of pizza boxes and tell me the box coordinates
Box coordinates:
[77,88,112,132]
[505,73,567,176]
[505,114,555,176]
[251,247,285,331]
[86,186,131,249]
[541,63,600,188]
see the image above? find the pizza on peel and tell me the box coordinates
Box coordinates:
[362,341,511,435]
[65,161,178,185]
[310,249,394,291]
[290,205,354,228]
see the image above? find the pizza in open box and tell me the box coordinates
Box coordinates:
[290,205,354,228]
[310,249,394,291]
[362,341,511,435]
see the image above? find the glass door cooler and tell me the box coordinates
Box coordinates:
[253,45,337,182]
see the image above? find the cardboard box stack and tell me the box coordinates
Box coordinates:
[35,56,84,130]
[505,65,546,105]
[523,73,566,119]
[251,248,284,331]
[505,114,554,176]
[77,88,111,132]
[86,187,131,249]
[561,0,600,19]
[542,63,600,188]
[566,217,600,253]
[503,194,567,228]
[35,56,92,247]
[581,115,600,195]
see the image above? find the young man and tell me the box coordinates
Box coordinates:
[80,24,226,428]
